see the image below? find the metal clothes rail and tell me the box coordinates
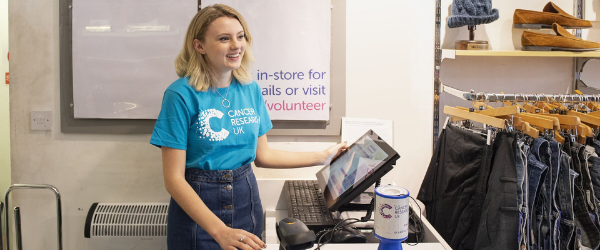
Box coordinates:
[442,84,600,103]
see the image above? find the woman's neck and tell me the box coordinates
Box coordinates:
[215,73,233,88]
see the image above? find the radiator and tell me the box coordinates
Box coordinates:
[85,203,168,250]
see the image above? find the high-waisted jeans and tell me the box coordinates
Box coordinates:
[528,138,550,249]
[167,164,264,250]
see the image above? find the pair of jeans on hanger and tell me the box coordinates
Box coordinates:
[417,124,493,250]
[527,138,550,250]
[474,132,519,250]
[570,143,600,249]
[517,140,530,249]
[555,137,578,250]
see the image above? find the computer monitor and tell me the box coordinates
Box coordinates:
[316,129,400,212]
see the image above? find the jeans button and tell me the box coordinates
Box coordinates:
[226,185,232,190]
[226,223,232,227]
[222,173,231,179]
[224,205,233,210]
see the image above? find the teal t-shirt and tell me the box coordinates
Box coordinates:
[150,77,273,170]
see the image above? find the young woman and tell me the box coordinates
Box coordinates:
[150,4,347,250]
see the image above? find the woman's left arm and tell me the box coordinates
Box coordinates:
[254,134,348,169]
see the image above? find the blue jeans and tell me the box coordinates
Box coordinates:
[547,139,561,250]
[588,155,600,214]
[571,144,600,249]
[528,138,549,249]
[556,150,577,250]
[516,140,529,249]
[167,164,264,250]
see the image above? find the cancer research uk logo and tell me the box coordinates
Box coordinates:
[379,204,393,219]
[197,109,229,141]
[195,108,261,141]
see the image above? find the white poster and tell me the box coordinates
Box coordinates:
[203,0,331,120]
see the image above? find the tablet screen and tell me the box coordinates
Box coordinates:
[316,130,399,211]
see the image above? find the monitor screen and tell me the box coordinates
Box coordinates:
[316,130,400,212]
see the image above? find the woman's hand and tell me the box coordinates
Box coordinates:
[212,226,266,250]
[318,141,349,165]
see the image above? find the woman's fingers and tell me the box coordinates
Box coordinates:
[235,231,266,250]
[244,233,266,249]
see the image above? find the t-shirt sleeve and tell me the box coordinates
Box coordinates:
[254,83,273,137]
[150,90,190,150]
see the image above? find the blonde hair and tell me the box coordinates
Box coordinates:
[175,4,254,91]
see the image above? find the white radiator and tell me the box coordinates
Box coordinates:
[85,203,168,250]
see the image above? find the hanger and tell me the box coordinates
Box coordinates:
[574,90,600,111]
[499,115,539,138]
[444,106,507,129]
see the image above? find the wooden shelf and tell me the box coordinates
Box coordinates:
[442,49,600,59]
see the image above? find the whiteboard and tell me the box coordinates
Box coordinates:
[72,0,197,119]
[72,0,331,120]
[204,0,331,120]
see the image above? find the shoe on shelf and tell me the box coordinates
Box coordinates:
[514,1,592,29]
[521,23,600,51]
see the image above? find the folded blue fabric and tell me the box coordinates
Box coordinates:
[448,0,499,28]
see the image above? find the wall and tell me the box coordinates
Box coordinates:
[13,0,580,249]
[0,0,10,195]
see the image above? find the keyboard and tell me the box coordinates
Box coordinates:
[284,180,335,231]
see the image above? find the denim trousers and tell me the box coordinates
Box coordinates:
[547,139,561,250]
[556,148,577,250]
[474,132,519,250]
[528,138,550,249]
[167,164,264,250]
[588,155,600,216]
[517,139,529,249]
[571,144,600,250]
[418,124,493,250]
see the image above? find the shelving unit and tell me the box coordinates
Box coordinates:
[442,49,600,59]
[433,0,591,146]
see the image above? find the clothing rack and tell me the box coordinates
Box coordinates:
[442,84,600,103]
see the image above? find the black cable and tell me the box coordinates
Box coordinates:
[406,196,425,246]
[314,218,363,250]
[361,179,381,222]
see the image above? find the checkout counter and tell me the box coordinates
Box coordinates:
[258,179,451,250]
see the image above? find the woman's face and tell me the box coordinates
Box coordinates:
[195,16,246,76]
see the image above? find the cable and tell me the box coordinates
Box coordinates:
[314,218,363,250]
[406,196,425,246]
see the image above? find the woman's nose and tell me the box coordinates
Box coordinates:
[230,39,240,49]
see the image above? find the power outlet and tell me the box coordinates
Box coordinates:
[31,111,52,131]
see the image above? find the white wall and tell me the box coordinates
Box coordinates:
[346,0,434,195]
[0,0,10,196]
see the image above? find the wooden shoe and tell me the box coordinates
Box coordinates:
[521,23,600,51]
[514,2,592,29]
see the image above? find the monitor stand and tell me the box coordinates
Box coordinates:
[334,179,382,222]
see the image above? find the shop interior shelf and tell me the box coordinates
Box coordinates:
[442,49,600,60]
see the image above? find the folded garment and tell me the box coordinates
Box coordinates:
[521,23,600,51]
[514,2,592,29]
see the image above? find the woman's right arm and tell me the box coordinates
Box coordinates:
[161,147,266,250]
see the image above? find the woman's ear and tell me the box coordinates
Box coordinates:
[193,39,205,54]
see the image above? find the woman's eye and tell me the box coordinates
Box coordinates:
[238,35,245,39]
[219,37,229,41]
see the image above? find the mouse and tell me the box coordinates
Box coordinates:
[330,226,367,243]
